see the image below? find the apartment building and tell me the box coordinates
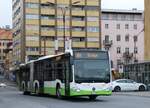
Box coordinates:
[12,0,101,65]
[0,26,12,74]
[101,9,144,72]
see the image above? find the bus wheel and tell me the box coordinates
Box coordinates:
[89,95,97,101]
[23,91,30,95]
[56,85,62,99]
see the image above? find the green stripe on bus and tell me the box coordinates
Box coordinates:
[44,87,65,96]
[70,89,112,96]
[44,87,111,96]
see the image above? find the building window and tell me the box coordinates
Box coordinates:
[121,15,126,20]
[105,24,109,29]
[134,47,138,54]
[86,6,99,11]
[72,5,85,11]
[26,14,39,19]
[116,35,121,41]
[72,27,85,31]
[25,3,39,8]
[125,47,129,53]
[134,24,137,30]
[87,38,99,42]
[133,35,138,42]
[87,17,99,21]
[57,26,69,31]
[112,14,118,20]
[72,16,85,21]
[116,24,120,29]
[41,15,55,20]
[41,26,55,31]
[26,36,39,41]
[26,25,39,31]
[125,24,129,29]
[125,34,129,42]
[117,59,121,65]
[87,27,99,32]
[105,35,109,43]
[117,47,121,54]
[72,37,85,42]
[26,47,39,52]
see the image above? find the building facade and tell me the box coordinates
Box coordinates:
[101,9,144,72]
[145,0,150,60]
[0,27,12,74]
[12,0,101,65]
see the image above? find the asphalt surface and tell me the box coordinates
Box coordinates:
[1,86,150,108]
[1,76,150,108]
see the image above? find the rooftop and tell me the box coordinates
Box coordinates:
[0,28,12,40]
[102,9,143,14]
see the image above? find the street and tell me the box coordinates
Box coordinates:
[0,85,150,108]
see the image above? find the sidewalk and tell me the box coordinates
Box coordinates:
[0,75,17,87]
[113,91,150,98]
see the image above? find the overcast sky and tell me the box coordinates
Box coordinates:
[0,0,144,27]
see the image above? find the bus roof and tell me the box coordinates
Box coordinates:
[73,49,107,52]
[36,52,69,61]
[25,49,107,64]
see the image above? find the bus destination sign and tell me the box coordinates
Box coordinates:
[74,51,107,59]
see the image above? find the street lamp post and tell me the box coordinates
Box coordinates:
[47,1,80,53]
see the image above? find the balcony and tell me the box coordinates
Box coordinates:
[41,19,55,26]
[40,0,55,4]
[72,21,85,26]
[72,10,85,16]
[103,40,113,48]
[123,52,133,59]
[41,8,55,15]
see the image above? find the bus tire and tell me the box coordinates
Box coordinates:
[22,84,30,95]
[23,91,30,95]
[89,95,97,101]
[56,84,62,99]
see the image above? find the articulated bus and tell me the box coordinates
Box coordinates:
[20,49,112,100]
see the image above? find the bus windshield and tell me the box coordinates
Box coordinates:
[74,59,110,83]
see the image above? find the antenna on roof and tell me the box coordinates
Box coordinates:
[132,8,137,11]
[5,25,10,30]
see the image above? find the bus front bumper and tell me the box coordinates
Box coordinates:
[70,89,112,96]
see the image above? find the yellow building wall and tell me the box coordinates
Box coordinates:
[145,0,150,60]
[13,0,101,63]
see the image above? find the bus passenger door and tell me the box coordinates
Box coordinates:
[29,62,34,92]
[64,60,71,96]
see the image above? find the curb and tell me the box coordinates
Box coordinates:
[113,92,150,98]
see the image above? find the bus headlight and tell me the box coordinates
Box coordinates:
[72,86,81,92]
[104,84,113,91]
[76,89,80,92]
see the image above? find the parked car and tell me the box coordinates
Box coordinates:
[112,79,146,92]
[0,83,6,88]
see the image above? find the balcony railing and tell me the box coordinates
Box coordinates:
[123,52,133,59]
[103,40,113,48]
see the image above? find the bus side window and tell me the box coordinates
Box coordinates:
[70,57,74,65]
